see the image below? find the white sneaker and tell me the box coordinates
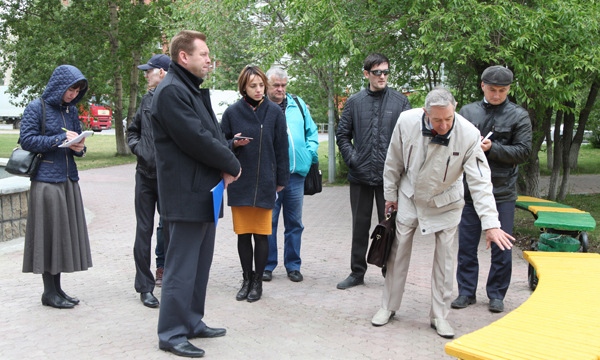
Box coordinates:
[371,308,395,326]
[430,318,454,338]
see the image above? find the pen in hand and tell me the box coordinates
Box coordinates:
[62,128,68,132]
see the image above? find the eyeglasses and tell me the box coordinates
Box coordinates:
[369,69,390,76]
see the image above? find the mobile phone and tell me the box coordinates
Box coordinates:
[234,136,253,141]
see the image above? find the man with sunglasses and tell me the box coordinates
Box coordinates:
[336,53,411,290]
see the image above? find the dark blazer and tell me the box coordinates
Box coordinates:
[220,98,289,209]
[128,88,157,179]
[151,61,241,223]
[20,65,88,183]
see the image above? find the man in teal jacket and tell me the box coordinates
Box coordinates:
[264,67,319,283]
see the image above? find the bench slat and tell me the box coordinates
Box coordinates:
[445,252,600,360]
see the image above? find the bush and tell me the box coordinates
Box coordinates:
[590,130,600,149]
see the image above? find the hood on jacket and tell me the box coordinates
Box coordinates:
[42,65,88,108]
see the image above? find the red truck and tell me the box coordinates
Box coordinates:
[79,100,112,132]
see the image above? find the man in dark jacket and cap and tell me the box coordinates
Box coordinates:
[128,54,170,308]
[152,30,241,358]
[336,53,411,290]
[452,65,532,313]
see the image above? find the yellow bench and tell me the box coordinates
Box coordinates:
[445,251,600,360]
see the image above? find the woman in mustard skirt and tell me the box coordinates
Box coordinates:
[221,66,289,302]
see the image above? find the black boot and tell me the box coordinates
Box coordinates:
[54,273,79,304]
[41,272,74,309]
[247,272,263,303]
[236,272,253,301]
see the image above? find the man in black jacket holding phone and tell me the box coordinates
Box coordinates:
[452,66,532,313]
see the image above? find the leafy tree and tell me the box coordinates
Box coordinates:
[0,0,171,155]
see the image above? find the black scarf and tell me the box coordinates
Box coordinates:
[421,112,454,146]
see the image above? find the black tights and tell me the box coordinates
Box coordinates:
[237,234,268,276]
[42,272,70,298]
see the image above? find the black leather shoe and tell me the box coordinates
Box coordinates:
[41,293,75,309]
[287,270,303,282]
[140,292,159,308]
[192,326,226,338]
[336,275,364,290]
[489,298,504,313]
[451,295,477,309]
[262,270,272,282]
[60,292,80,305]
[162,341,205,358]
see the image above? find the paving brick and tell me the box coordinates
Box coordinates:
[0,163,537,359]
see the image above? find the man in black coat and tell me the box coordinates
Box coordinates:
[451,66,532,313]
[336,53,411,290]
[152,30,241,358]
[127,54,170,308]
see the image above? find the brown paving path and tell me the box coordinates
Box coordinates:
[0,163,537,359]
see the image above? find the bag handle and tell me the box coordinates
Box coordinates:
[17,98,46,144]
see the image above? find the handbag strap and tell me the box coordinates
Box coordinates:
[291,94,307,138]
[18,98,46,144]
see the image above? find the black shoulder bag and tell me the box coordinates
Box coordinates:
[291,94,322,195]
[6,98,46,177]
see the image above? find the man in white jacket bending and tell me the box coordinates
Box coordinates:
[371,87,514,338]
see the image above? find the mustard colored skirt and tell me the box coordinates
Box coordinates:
[231,206,273,235]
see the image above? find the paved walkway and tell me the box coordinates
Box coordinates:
[0,163,555,359]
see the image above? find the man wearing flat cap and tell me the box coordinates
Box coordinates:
[452,65,532,313]
[128,54,171,308]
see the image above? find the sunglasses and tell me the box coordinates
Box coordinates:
[369,69,390,76]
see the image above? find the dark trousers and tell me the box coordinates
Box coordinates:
[349,183,386,278]
[155,208,166,269]
[133,172,159,293]
[158,221,215,349]
[456,201,515,300]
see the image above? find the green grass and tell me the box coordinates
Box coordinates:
[538,144,600,176]
[1,134,136,170]
[317,140,350,186]
[513,193,600,254]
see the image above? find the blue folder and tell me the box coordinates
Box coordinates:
[210,179,225,227]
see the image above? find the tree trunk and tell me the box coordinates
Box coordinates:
[544,113,553,170]
[570,76,600,169]
[558,102,575,201]
[109,1,130,156]
[523,106,549,198]
[127,49,141,134]
[547,110,563,200]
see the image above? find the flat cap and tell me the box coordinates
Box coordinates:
[481,66,513,86]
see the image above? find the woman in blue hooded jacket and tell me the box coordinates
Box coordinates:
[20,65,92,309]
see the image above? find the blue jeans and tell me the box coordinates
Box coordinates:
[456,201,515,300]
[266,173,305,272]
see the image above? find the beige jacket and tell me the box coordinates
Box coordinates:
[383,108,500,235]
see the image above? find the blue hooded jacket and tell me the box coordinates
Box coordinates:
[283,93,319,177]
[20,65,88,183]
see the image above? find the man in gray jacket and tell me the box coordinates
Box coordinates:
[371,87,514,338]
[336,53,411,290]
[452,66,532,313]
